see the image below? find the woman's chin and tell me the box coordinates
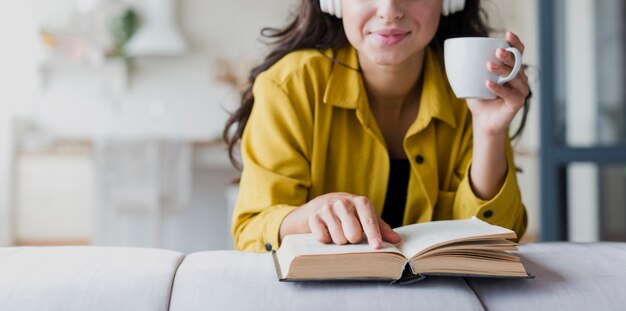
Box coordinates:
[361,47,411,66]
[369,54,407,66]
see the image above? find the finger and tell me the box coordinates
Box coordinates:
[487,63,529,95]
[488,61,527,84]
[308,213,332,244]
[333,199,363,244]
[352,196,383,249]
[506,31,525,54]
[506,76,530,98]
[496,48,516,68]
[378,217,402,244]
[503,67,531,98]
[315,192,351,205]
[487,61,511,78]
[319,205,348,245]
[486,80,526,111]
[486,79,522,101]
[489,68,529,95]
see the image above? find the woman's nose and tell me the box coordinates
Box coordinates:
[377,0,405,21]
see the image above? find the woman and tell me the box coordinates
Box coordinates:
[224,0,530,252]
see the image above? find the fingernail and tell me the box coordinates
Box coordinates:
[371,238,381,249]
[490,62,499,70]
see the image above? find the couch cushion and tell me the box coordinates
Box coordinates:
[467,242,626,311]
[0,246,184,311]
[169,250,484,311]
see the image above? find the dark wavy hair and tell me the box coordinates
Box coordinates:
[223,0,530,169]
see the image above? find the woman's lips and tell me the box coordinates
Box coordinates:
[372,29,410,46]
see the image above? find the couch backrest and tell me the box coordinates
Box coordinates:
[4,243,626,311]
[0,246,184,311]
[167,250,485,311]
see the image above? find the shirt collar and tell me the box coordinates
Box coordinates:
[322,46,364,109]
[322,45,457,129]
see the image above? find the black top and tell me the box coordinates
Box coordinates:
[381,159,411,229]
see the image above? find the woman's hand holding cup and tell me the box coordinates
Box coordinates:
[444,31,530,137]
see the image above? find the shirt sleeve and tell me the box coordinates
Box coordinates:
[450,119,528,241]
[232,75,313,252]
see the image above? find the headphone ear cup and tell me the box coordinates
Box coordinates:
[454,0,466,14]
[320,0,342,18]
[333,0,342,18]
[320,0,329,14]
[329,0,342,18]
[442,0,450,16]
[320,0,328,13]
[442,0,465,16]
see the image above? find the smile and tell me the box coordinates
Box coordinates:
[372,29,410,46]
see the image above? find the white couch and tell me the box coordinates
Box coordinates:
[1,243,626,311]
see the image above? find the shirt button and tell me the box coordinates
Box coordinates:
[483,210,494,218]
[265,243,273,251]
[415,155,424,164]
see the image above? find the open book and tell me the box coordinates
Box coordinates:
[273,217,533,283]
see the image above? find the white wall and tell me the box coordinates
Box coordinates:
[5,0,297,248]
[0,103,11,247]
[484,0,541,240]
[0,1,40,246]
[26,0,297,140]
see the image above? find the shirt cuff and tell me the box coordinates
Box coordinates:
[263,204,300,252]
[453,159,523,230]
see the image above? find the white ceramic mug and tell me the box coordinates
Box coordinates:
[444,37,522,100]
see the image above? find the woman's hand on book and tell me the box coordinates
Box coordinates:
[279,193,401,249]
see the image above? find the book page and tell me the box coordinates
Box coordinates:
[414,239,518,258]
[394,217,516,259]
[281,233,401,257]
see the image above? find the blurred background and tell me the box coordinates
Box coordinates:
[0,0,623,252]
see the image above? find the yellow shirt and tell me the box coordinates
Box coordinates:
[232,45,527,252]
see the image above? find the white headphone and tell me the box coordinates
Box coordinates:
[320,0,466,18]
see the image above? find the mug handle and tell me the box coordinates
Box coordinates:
[497,47,522,85]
